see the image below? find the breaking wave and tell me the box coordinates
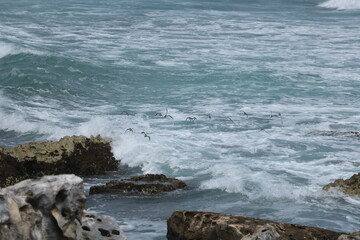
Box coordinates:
[319,0,360,10]
[0,42,44,59]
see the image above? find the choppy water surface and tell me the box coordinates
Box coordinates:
[1,0,360,239]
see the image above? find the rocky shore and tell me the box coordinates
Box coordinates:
[0,135,118,187]
[1,135,360,240]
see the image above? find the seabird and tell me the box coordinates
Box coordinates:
[186,117,197,121]
[227,117,235,124]
[241,111,248,118]
[164,114,173,119]
[125,128,133,133]
[141,132,150,141]
[270,112,283,125]
[260,128,270,135]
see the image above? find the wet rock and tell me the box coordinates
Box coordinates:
[323,173,360,196]
[0,174,127,240]
[89,174,187,195]
[167,211,345,240]
[0,135,119,187]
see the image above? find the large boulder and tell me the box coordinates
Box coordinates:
[0,135,119,187]
[323,173,360,196]
[0,174,127,240]
[167,211,347,240]
[89,174,187,195]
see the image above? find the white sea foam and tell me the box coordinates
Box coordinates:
[319,0,360,10]
[0,43,15,59]
[0,42,44,59]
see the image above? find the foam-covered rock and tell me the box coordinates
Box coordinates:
[323,173,360,196]
[89,174,187,195]
[0,135,119,187]
[0,174,127,240]
[167,211,347,240]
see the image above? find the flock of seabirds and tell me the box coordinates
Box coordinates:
[119,110,284,141]
[118,109,360,141]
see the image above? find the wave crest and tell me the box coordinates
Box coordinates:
[319,0,360,10]
[0,42,44,59]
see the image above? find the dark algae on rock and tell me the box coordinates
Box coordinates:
[89,174,187,195]
[0,135,119,187]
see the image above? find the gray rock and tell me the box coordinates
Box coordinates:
[0,174,127,240]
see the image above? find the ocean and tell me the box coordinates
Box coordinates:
[1,0,360,239]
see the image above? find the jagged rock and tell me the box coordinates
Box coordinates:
[89,174,187,195]
[0,174,127,240]
[0,135,119,187]
[167,211,346,240]
[323,173,360,196]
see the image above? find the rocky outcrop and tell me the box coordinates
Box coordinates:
[89,174,187,195]
[0,174,127,240]
[167,211,348,240]
[323,173,360,196]
[0,135,119,187]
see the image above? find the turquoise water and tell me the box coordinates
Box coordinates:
[1,0,360,239]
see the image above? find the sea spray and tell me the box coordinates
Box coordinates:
[319,0,360,10]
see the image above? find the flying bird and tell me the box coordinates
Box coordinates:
[241,111,248,118]
[186,117,197,121]
[125,128,133,133]
[141,131,151,141]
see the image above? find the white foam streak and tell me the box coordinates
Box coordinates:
[319,0,360,10]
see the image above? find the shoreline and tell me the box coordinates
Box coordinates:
[1,135,359,239]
